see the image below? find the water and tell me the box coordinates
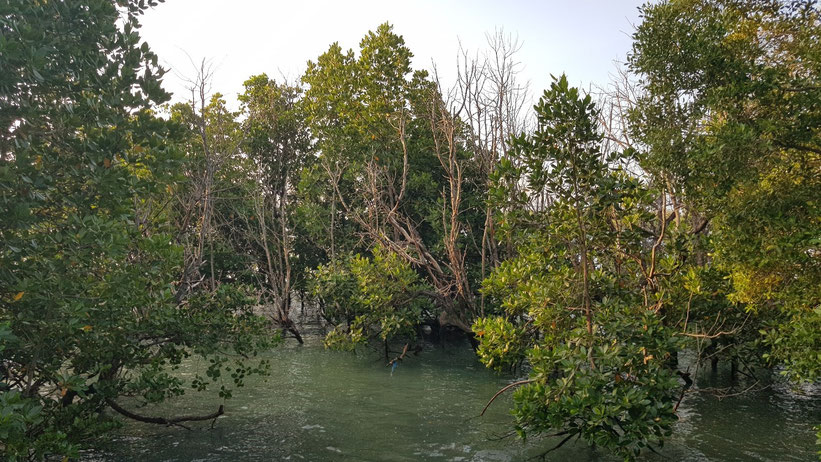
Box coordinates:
[90,338,819,461]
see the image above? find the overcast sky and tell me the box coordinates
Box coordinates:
[139,0,645,108]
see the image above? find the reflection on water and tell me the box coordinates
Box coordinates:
[90,338,819,461]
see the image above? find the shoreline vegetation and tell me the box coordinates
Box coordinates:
[1,1,819,460]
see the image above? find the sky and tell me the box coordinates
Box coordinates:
[139,0,646,108]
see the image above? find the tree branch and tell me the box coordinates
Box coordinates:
[479,379,535,416]
[106,398,224,428]
[387,343,410,368]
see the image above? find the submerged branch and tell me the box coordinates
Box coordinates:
[387,343,410,368]
[106,398,224,428]
[528,431,577,461]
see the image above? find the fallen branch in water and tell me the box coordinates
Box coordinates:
[387,343,410,368]
[695,381,770,400]
[527,430,577,461]
[106,398,224,429]
[480,379,536,416]
[674,370,693,412]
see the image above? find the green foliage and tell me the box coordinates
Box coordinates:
[301,23,440,226]
[630,0,821,382]
[244,75,318,289]
[477,76,683,459]
[513,323,679,455]
[312,247,431,350]
[472,317,526,372]
[301,23,485,327]
[0,1,274,458]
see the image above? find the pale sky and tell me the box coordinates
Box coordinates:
[139,1,645,108]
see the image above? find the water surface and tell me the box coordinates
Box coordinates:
[91,338,819,461]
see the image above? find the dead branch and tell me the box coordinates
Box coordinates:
[479,378,535,416]
[106,398,224,428]
[386,343,410,368]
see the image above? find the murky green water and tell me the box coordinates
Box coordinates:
[90,338,818,461]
